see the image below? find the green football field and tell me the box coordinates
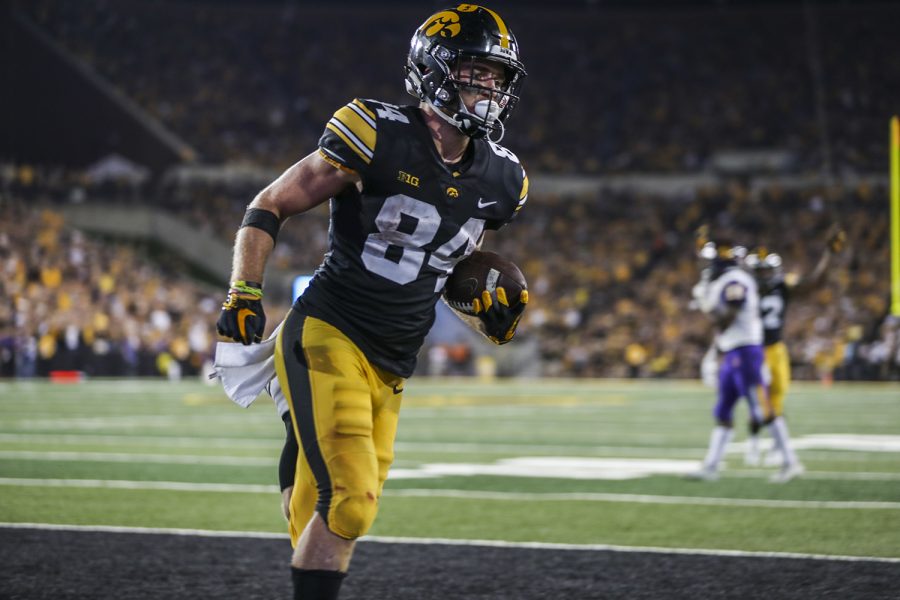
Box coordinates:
[1,378,898,559]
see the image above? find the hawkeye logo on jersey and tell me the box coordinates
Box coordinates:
[397,171,420,188]
[446,187,460,198]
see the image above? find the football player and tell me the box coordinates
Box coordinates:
[742,226,846,475]
[215,5,529,599]
[687,240,770,481]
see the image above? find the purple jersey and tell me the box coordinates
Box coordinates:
[714,344,766,423]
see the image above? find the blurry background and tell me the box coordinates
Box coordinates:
[2,0,898,382]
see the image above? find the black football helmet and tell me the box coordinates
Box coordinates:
[745,248,784,289]
[698,240,746,281]
[405,5,527,139]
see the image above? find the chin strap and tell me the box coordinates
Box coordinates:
[489,117,505,143]
[427,98,468,130]
[426,98,503,141]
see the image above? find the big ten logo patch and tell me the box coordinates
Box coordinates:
[398,171,420,187]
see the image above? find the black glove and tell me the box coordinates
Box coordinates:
[216,280,266,345]
[472,287,529,345]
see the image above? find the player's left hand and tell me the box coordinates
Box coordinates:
[826,225,847,254]
[216,281,266,345]
[473,287,529,345]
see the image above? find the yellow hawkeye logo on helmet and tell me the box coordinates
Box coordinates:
[424,11,461,38]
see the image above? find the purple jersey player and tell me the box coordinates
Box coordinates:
[688,241,767,481]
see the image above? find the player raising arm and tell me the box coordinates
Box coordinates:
[743,225,846,471]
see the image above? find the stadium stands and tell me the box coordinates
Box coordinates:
[18,0,899,173]
[3,164,896,380]
[3,0,898,380]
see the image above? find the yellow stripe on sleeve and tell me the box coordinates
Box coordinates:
[317,149,358,175]
[325,122,372,164]
[332,105,376,155]
[352,98,376,121]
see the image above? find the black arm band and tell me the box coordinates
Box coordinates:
[240,208,280,244]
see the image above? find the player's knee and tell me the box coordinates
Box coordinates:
[328,488,379,539]
[281,486,293,521]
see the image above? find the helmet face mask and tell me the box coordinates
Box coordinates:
[746,252,784,288]
[405,5,527,139]
[698,241,743,281]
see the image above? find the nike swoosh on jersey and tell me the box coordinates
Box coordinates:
[477,198,497,208]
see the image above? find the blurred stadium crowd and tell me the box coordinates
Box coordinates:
[20,0,898,173]
[4,165,897,381]
[2,0,899,380]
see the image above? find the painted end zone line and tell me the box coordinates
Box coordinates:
[1,523,897,565]
[2,478,899,510]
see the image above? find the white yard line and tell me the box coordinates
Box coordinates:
[0,478,278,493]
[2,477,899,509]
[8,415,273,430]
[385,488,900,510]
[2,435,898,463]
[727,469,900,481]
[0,522,897,564]
[0,433,278,448]
[2,449,899,481]
[0,451,273,466]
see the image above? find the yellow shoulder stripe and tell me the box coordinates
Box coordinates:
[519,174,529,200]
[325,122,372,164]
[332,104,376,154]
[352,98,376,120]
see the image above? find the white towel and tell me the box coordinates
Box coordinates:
[212,322,287,415]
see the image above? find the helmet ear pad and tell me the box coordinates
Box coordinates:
[415,46,460,111]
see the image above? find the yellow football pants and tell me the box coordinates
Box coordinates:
[274,309,403,544]
[764,341,790,418]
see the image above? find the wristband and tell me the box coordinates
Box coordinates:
[230,280,263,298]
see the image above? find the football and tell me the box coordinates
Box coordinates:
[443,250,528,316]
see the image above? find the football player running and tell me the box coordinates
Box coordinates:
[687,240,771,481]
[742,225,846,477]
[215,5,529,599]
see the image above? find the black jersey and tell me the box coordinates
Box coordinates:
[759,280,789,346]
[297,98,529,377]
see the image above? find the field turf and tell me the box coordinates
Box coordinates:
[1,378,898,598]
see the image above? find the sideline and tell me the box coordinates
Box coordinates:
[1,522,897,564]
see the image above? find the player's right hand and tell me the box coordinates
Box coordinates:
[216,281,266,345]
[473,287,529,345]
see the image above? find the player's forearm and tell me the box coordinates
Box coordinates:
[809,249,832,283]
[230,226,275,285]
[793,250,831,296]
